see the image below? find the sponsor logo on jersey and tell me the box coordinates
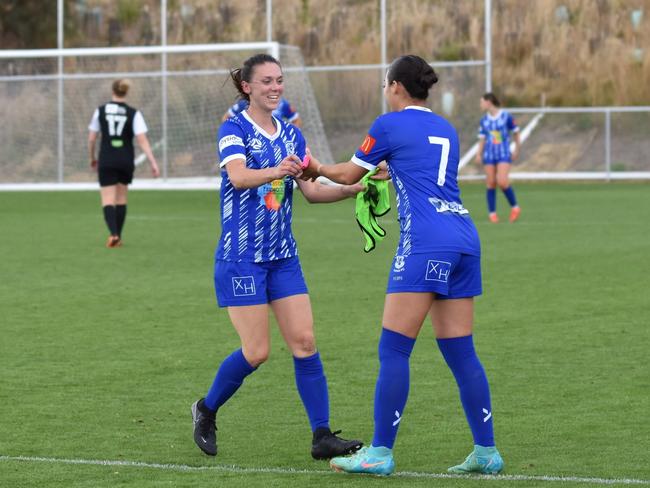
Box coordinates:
[219,134,244,152]
[250,138,263,150]
[490,130,503,145]
[425,260,451,282]
[105,103,126,115]
[359,135,376,155]
[428,197,469,215]
[258,178,286,211]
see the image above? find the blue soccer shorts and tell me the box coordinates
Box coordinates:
[482,156,512,165]
[214,256,308,307]
[386,252,482,299]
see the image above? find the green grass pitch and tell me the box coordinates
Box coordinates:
[0,182,649,487]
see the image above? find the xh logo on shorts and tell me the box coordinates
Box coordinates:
[425,260,451,282]
[232,276,256,296]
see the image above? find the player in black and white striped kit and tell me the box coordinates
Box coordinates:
[88,79,160,248]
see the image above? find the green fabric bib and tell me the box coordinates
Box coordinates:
[355,170,391,252]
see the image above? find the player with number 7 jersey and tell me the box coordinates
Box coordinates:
[302,55,501,477]
[351,104,479,260]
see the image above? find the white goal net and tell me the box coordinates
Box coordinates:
[0,42,333,186]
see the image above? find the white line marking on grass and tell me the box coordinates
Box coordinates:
[1,455,648,485]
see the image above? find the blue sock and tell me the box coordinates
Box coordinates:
[372,328,416,449]
[204,349,256,412]
[502,186,518,207]
[486,188,497,213]
[437,335,495,447]
[294,352,330,431]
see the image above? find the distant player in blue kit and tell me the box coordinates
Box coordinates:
[302,55,504,476]
[476,92,521,223]
[191,53,364,460]
[222,97,302,127]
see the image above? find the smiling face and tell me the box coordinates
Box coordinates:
[241,62,284,114]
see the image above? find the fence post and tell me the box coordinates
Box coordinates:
[57,0,64,183]
[380,0,387,114]
[605,109,611,182]
[485,0,492,92]
[161,0,168,180]
[266,0,272,43]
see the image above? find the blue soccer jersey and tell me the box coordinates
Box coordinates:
[352,106,480,257]
[478,110,519,163]
[217,111,307,263]
[227,98,300,123]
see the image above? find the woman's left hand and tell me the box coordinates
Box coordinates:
[370,161,390,180]
[300,153,322,182]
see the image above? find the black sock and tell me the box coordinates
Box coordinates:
[116,204,127,237]
[102,205,119,236]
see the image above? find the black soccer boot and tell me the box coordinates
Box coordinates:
[311,427,363,460]
[191,398,217,456]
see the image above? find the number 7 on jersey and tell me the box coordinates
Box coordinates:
[429,136,450,186]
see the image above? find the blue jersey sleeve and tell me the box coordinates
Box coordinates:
[279,99,299,122]
[478,116,488,139]
[227,99,248,117]
[351,117,390,171]
[506,112,519,132]
[217,121,246,168]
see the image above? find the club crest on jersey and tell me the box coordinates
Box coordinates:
[285,141,296,154]
[258,179,286,211]
[359,135,376,155]
[393,255,406,272]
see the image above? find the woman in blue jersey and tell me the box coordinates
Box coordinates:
[476,92,521,223]
[191,53,363,460]
[301,55,503,476]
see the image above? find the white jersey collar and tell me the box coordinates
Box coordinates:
[242,110,281,141]
[487,109,503,120]
[404,105,432,112]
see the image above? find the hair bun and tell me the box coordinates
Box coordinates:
[420,64,438,88]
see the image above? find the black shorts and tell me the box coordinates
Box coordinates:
[98,165,134,187]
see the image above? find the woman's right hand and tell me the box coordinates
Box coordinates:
[475,153,482,164]
[271,154,303,180]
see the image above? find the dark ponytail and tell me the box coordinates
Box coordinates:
[387,54,438,100]
[230,53,281,101]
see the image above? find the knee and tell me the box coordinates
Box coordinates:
[497,177,509,189]
[242,345,270,368]
[291,332,317,357]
